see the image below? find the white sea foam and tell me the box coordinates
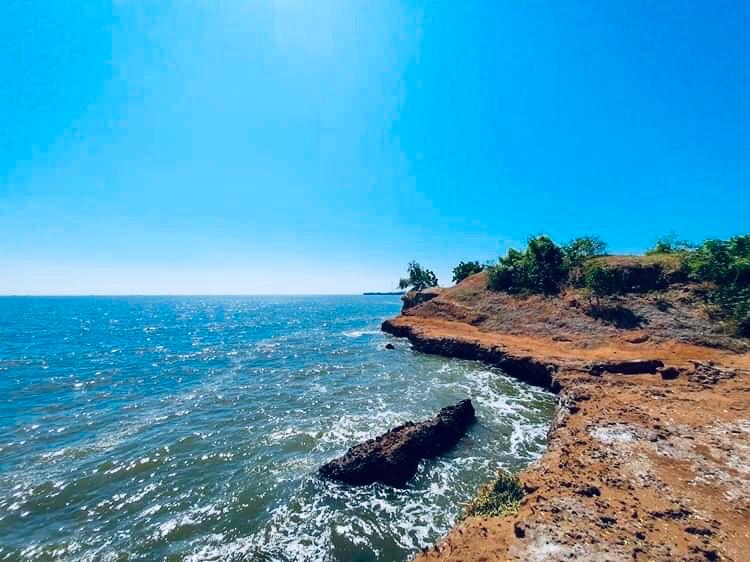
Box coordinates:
[342,329,381,338]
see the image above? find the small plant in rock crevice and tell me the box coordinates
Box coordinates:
[462,471,525,519]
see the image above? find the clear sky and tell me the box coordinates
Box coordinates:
[1,1,748,295]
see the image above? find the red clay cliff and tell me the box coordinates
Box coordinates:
[382,271,750,562]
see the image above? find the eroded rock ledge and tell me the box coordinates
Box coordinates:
[320,400,475,487]
[382,318,560,391]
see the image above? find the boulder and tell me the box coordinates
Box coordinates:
[384,343,395,350]
[319,399,475,487]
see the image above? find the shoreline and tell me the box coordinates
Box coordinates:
[382,313,750,561]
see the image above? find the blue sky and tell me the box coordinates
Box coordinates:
[1,1,748,294]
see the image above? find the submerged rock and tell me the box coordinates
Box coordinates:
[319,399,475,487]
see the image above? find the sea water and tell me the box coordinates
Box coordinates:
[0,296,555,561]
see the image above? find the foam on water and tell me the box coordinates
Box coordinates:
[0,296,555,561]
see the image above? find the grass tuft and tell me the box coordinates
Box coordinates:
[463,471,524,518]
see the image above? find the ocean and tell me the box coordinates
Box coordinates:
[0,296,555,561]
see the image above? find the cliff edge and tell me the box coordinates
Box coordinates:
[382,270,750,562]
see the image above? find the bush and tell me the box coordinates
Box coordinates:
[563,236,607,269]
[452,260,485,284]
[398,261,438,292]
[681,236,750,285]
[677,235,750,337]
[646,234,693,255]
[487,236,567,294]
[463,471,524,518]
[526,236,567,293]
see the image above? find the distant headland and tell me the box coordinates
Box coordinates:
[362,291,406,295]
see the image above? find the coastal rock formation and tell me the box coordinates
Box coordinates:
[319,400,475,487]
[383,271,750,561]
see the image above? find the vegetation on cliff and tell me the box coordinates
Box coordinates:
[486,235,606,295]
[452,261,485,284]
[479,234,750,336]
[399,234,749,336]
[399,261,439,292]
[462,471,524,518]
[649,235,750,336]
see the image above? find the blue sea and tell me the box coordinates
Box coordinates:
[0,296,555,561]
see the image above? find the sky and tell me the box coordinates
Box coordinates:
[1,1,748,295]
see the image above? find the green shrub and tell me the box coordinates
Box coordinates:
[563,236,607,269]
[526,236,567,293]
[646,234,694,255]
[487,236,567,294]
[463,471,524,518]
[398,261,438,292]
[677,235,750,337]
[452,260,485,284]
[682,236,750,285]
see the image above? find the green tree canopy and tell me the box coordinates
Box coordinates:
[398,261,438,292]
[486,235,567,294]
[563,236,607,269]
[452,260,485,284]
[646,234,694,255]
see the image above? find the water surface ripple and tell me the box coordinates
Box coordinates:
[0,296,555,561]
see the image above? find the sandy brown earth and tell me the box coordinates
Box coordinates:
[382,273,750,562]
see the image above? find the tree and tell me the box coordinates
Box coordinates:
[398,261,438,291]
[486,236,567,294]
[563,236,607,269]
[524,235,567,294]
[646,234,693,255]
[452,260,485,284]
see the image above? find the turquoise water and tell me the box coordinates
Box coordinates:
[0,296,555,562]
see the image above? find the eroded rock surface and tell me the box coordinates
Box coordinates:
[319,400,475,487]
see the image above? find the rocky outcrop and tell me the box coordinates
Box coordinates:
[319,400,475,487]
[401,287,443,311]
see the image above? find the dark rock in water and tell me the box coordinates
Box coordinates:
[384,343,395,350]
[319,399,475,487]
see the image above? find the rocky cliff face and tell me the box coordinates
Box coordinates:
[383,271,750,562]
